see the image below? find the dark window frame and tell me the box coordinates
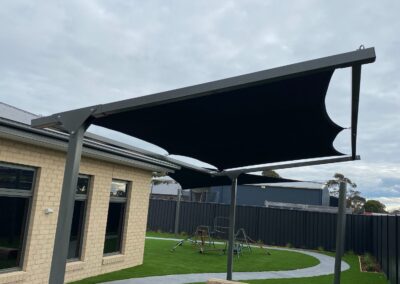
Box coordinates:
[67,174,91,262]
[0,161,36,273]
[103,179,130,256]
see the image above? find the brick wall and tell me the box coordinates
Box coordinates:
[0,137,152,283]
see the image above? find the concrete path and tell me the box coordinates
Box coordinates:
[102,237,349,284]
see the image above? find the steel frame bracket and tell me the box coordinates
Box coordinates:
[54,107,97,134]
[225,172,240,180]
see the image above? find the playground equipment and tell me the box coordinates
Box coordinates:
[171,216,268,257]
[171,225,215,253]
[213,216,230,240]
[234,228,252,254]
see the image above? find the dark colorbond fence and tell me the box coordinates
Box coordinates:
[147,199,399,284]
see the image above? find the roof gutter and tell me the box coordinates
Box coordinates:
[0,118,179,173]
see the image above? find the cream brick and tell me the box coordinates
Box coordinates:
[0,137,153,283]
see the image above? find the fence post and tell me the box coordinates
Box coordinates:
[174,187,182,235]
[227,176,238,280]
[334,181,347,284]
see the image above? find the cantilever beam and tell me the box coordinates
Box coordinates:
[31,48,376,132]
[223,155,360,176]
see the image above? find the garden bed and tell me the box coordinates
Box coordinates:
[359,253,381,273]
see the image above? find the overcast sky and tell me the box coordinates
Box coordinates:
[1,1,399,210]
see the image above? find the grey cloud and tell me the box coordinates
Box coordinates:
[0,0,399,205]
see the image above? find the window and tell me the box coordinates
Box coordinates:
[103,180,129,254]
[0,163,35,271]
[191,189,208,202]
[68,175,90,260]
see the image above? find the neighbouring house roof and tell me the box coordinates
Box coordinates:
[151,183,181,195]
[261,181,327,190]
[0,102,178,173]
[264,201,352,213]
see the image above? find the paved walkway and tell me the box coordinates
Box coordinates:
[102,237,349,284]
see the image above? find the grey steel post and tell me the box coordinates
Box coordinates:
[333,181,347,284]
[49,125,87,284]
[174,187,182,235]
[227,176,238,280]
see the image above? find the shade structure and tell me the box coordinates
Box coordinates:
[169,167,295,189]
[96,70,340,170]
[31,47,376,284]
[33,47,376,170]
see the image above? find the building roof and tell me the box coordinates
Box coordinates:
[0,102,38,125]
[151,183,181,195]
[0,102,178,173]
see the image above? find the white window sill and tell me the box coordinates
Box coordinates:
[102,254,125,265]
[0,271,26,284]
[66,260,85,272]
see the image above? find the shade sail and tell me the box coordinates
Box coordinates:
[169,167,295,189]
[32,48,376,171]
[95,70,341,169]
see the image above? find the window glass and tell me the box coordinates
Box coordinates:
[104,180,129,254]
[76,176,89,195]
[0,162,34,271]
[0,197,29,270]
[0,165,34,191]
[68,201,86,259]
[110,180,127,197]
[103,203,126,254]
[68,175,90,260]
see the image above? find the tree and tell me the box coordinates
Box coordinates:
[390,209,400,215]
[326,173,365,213]
[347,194,366,214]
[262,170,280,178]
[364,200,387,213]
[152,178,177,185]
[326,173,357,196]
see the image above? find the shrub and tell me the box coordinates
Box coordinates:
[360,253,381,272]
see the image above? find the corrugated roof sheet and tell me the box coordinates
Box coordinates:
[0,102,39,124]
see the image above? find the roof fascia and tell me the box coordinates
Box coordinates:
[1,118,179,171]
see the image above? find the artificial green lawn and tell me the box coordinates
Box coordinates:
[243,253,387,284]
[146,231,185,238]
[72,238,319,284]
[146,233,388,284]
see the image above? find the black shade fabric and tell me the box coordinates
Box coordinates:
[95,70,342,169]
[33,48,376,171]
[169,168,295,189]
